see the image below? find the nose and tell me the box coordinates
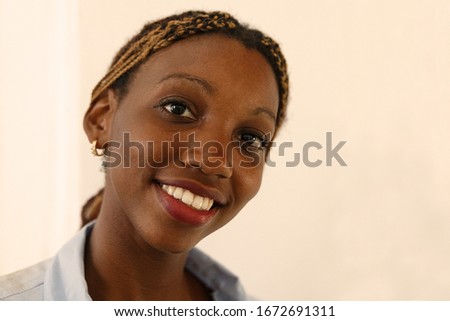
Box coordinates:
[180,139,233,179]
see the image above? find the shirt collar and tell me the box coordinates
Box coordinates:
[43,222,93,300]
[42,221,246,300]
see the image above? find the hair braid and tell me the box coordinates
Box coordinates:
[90,10,288,127]
[91,12,240,105]
[82,10,289,227]
[81,188,103,227]
[261,37,289,125]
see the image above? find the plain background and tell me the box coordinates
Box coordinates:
[1,0,449,300]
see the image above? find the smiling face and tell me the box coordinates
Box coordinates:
[86,34,279,253]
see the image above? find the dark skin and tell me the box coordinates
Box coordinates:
[83,34,279,300]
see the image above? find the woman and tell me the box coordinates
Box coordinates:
[0,10,288,301]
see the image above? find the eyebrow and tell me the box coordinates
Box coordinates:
[157,72,216,95]
[252,106,277,122]
[158,73,276,122]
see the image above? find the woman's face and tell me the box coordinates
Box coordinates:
[99,34,279,253]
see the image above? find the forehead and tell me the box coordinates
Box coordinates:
[130,34,279,113]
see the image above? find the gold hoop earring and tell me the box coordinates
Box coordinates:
[91,140,105,157]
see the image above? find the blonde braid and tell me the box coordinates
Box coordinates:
[89,10,288,127]
[261,37,289,126]
[81,188,103,227]
[91,12,239,104]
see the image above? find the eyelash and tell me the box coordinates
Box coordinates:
[237,131,270,152]
[156,98,196,120]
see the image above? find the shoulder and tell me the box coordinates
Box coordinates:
[0,259,50,300]
[187,248,248,301]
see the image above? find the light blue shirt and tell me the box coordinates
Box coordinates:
[0,222,247,300]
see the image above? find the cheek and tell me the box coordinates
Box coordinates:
[104,125,167,209]
[233,148,266,199]
[202,166,264,238]
[233,165,264,208]
[108,111,175,170]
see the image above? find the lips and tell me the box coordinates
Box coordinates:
[155,180,225,226]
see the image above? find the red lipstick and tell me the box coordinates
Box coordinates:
[155,183,218,226]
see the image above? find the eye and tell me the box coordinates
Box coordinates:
[238,131,269,152]
[158,98,196,120]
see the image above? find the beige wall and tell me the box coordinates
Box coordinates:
[1,0,450,300]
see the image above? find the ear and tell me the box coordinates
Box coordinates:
[83,89,118,147]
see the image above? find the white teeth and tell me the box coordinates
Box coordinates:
[173,187,184,199]
[161,184,214,211]
[192,195,204,209]
[201,198,213,211]
[181,190,194,206]
[167,185,175,195]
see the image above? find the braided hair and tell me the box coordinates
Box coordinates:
[82,10,289,226]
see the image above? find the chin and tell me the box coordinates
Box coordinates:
[150,238,200,254]
[136,224,204,255]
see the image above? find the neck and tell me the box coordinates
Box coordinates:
[84,206,210,300]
